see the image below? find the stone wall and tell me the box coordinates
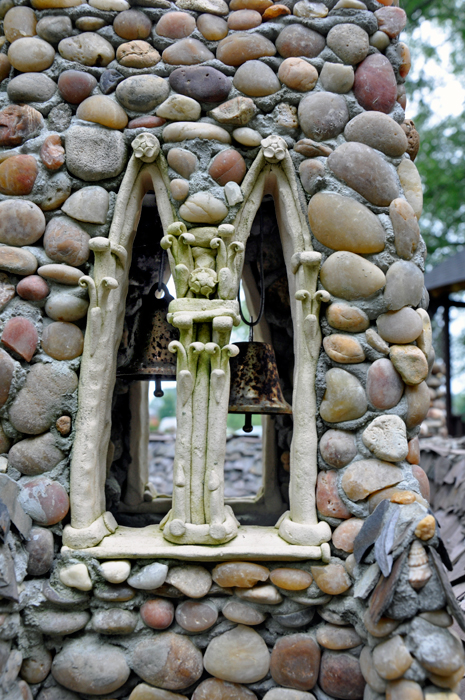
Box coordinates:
[0,0,464,699]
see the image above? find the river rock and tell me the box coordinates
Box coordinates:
[0,105,43,148]
[204,625,270,683]
[45,294,88,322]
[130,686,189,700]
[385,680,423,700]
[100,68,124,95]
[300,160,324,193]
[327,23,369,64]
[270,568,312,590]
[37,15,73,44]
[38,264,83,285]
[21,648,52,686]
[278,57,318,91]
[344,113,408,158]
[366,358,404,410]
[7,73,56,104]
[209,149,246,186]
[404,382,429,429]
[156,95,200,122]
[19,477,69,525]
[375,6,407,38]
[321,252,386,300]
[44,217,90,267]
[156,11,195,37]
[35,610,90,635]
[308,192,385,254]
[162,38,214,65]
[9,362,78,434]
[193,680,257,700]
[398,159,423,219]
[235,584,282,604]
[320,367,367,422]
[76,16,106,31]
[384,261,424,311]
[133,633,203,689]
[319,429,357,468]
[166,563,212,597]
[25,526,54,576]
[92,609,138,635]
[232,127,261,147]
[175,601,218,632]
[0,200,45,247]
[197,13,228,39]
[52,639,130,694]
[320,63,354,94]
[264,692,316,700]
[116,75,169,113]
[373,636,413,680]
[276,24,324,58]
[0,246,37,276]
[169,66,231,102]
[228,9,262,28]
[389,345,428,385]
[328,142,399,206]
[217,33,276,66]
[140,598,174,629]
[359,646,387,693]
[4,6,36,43]
[0,348,14,409]
[209,97,257,126]
[323,334,365,363]
[311,564,351,594]
[316,470,351,518]
[341,460,403,501]
[94,583,135,602]
[128,116,165,128]
[65,125,127,181]
[114,9,152,39]
[0,155,38,196]
[212,561,269,587]
[326,304,369,334]
[77,95,128,129]
[40,135,65,171]
[222,600,267,625]
[1,317,38,361]
[179,192,228,223]
[362,414,408,462]
[100,560,131,584]
[317,625,362,650]
[128,562,168,589]
[58,71,98,106]
[8,37,55,72]
[270,634,320,690]
[389,199,420,260]
[377,307,423,344]
[167,149,198,179]
[298,92,349,141]
[58,33,115,66]
[407,618,464,677]
[62,186,109,224]
[354,54,397,114]
[332,518,364,553]
[233,60,280,96]
[0,54,10,83]
[42,321,84,360]
[9,432,64,475]
[319,651,366,699]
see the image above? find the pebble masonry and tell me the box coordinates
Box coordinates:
[0,0,461,699]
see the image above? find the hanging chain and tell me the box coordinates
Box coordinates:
[238,207,266,342]
[155,248,166,298]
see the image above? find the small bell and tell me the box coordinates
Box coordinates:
[118,283,179,394]
[229,341,292,432]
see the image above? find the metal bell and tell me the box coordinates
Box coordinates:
[228,342,292,431]
[118,284,179,395]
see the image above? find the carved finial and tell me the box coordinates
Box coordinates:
[131,133,160,163]
[261,135,288,163]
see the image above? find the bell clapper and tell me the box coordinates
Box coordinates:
[243,414,253,433]
[154,375,164,398]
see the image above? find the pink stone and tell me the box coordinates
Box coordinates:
[0,155,38,196]
[128,116,165,129]
[228,10,262,29]
[175,600,218,632]
[332,518,364,553]
[375,7,407,38]
[20,477,70,526]
[270,634,320,690]
[0,105,43,148]
[16,276,50,301]
[319,651,366,700]
[276,24,325,58]
[113,10,152,40]
[1,316,38,361]
[58,70,98,105]
[140,598,174,629]
[412,464,430,501]
[209,149,246,186]
[0,348,14,408]
[316,470,351,519]
[353,54,397,114]
[155,11,196,38]
[40,135,65,171]
[216,33,276,67]
[44,217,90,266]
[367,358,404,410]
[319,429,357,469]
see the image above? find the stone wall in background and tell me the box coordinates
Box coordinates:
[0,0,464,699]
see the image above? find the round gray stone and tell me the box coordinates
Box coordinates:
[36,15,73,45]
[116,75,169,112]
[52,638,130,695]
[298,92,349,141]
[8,432,64,476]
[65,125,127,181]
[7,73,57,103]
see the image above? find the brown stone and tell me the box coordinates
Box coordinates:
[8,37,55,72]
[117,40,161,68]
[233,60,281,97]
[0,155,38,196]
[323,334,365,363]
[295,139,332,157]
[332,518,364,553]
[373,636,413,680]
[0,247,37,276]
[328,142,399,207]
[298,92,349,141]
[389,345,428,386]
[156,11,195,38]
[41,322,84,360]
[344,113,408,158]
[0,423,10,453]
[21,647,52,685]
[44,217,90,266]
[209,96,257,126]
[319,651,366,700]
[308,192,386,254]
[230,0,272,10]
[20,477,70,526]
[326,304,369,334]
[130,686,188,700]
[0,55,11,83]
[25,526,54,576]
[0,200,45,247]
[40,135,65,171]
[162,38,214,65]
[270,568,312,591]
[316,470,351,519]
[402,119,420,162]
[77,95,128,129]
[407,437,420,465]
[320,367,368,422]
[212,562,269,588]
[217,33,276,66]
[114,9,152,39]
[320,252,386,300]
[58,33,115,67]
[0,105,43,148]
[132,634,203,690]
[354,54,397,114]
[311,564,351,595]
[197,14,228,39]
[367,358,404,410]
[377,308,423,344]
[316,625,362,651]
[386,680,423,700]
[228,9,262,29]
[209,149,246,186]
[341,459,403,501]
[2,317,38,361]
[276,24,325,58]
[169,66,232,103]
[327,23,369,65]
[270,634,320,690]
[412,464,430,500]
[263,4,290,18]
[58,70,97,105]
[299,159,325,195]
[56,416,71,436]
[389,198,420,260]
[167,148,198,179]
[375,7,407,38]
[319,429,357,468]
[0,348,14,409]
[192,678,257,700]
[4,6,37,43]
[175,600,218,632]
[92,609,138,635]
[128,116,165,129]
[8,432,64,475]
[140,598,175,629]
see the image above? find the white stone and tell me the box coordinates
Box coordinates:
[264,691,316,700]
[156,95,201,122]
[398,159,423,219]
[370,31,390,50]
[163,122,231,144]
[128,562,168,589]
[62,186,110,224]
[232,127,262,147]
[0,456,8,473]
[224,181,243,206]
[235,584,283,604]
[89,0,129,8]
[166,564,212,598]
[179,192,228,224]
[60,563,93,591]
[100,560,131,584]
[45,295,89,322]
[204,625,270,683]
[362,414,409,463]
